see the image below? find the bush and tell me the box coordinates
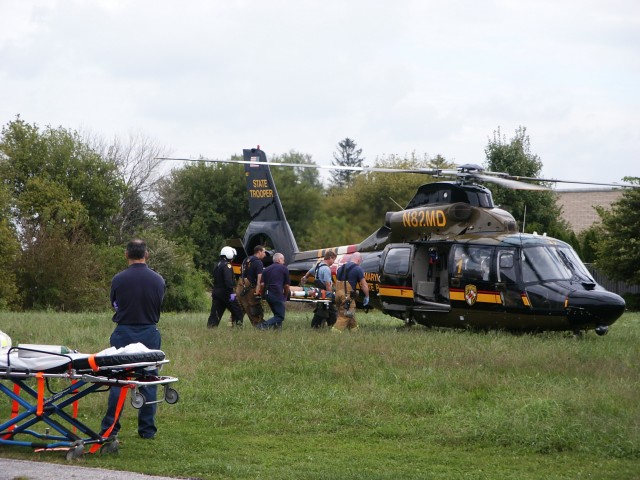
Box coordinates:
[143,231,209,312]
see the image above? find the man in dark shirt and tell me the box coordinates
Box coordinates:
[257,252,290,330]
[207,246,244,328]
[236,245,266,326]
[100,239,166,439]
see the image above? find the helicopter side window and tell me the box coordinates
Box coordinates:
[452,245,493,281]
[383,247,411,276]
[497,250,517,284]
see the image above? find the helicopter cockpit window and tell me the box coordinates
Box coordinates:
[521,246,573,284]
[452,245,493,281]
[383,247,411,276]
[557,247,595,283]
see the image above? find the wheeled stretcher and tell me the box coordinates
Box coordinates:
[0,341,178,459]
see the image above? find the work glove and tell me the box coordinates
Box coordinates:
[363,296,370,307]
[229,293,236,302]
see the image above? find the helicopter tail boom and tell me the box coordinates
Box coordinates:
[242,148,299,264]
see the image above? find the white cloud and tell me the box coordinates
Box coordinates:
[0,0,638,185]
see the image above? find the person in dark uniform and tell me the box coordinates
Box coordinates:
[256,252,290,330]
[100,239,166,440]
[301,251,337,328]
[207,246,244,328]
[236,245,266,326]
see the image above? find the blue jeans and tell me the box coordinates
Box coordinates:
[100,324,161,438]
[263,292,286,328]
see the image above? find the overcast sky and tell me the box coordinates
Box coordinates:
[1,1,638,187]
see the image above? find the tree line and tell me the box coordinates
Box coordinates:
[0,117,637,312]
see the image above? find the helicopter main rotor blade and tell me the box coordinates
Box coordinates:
[158,156,638,188]
[469,173,549,191]
[157,157,445,175]
[488,173,640,189]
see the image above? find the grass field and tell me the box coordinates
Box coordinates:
[0,307,638,479]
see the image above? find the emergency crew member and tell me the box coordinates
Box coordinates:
[301,251,337,328]
[333,251,369,332]
[100,239,165,439]
[257,252,290,330]
[236,245,266,326]
[207,246,244,328]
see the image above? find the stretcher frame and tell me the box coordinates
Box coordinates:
[0,345,178,459]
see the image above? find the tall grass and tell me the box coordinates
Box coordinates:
[1,308,638,479]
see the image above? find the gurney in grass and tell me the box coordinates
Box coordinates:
[0,335,178,460]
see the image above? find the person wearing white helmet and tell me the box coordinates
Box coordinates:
[207,246,244,328]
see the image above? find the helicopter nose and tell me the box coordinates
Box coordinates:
[566,290,626,325]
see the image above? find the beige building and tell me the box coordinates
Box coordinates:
[555,189,623,233]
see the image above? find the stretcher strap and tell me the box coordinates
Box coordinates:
[87,354,99,371]
[2,384,21,439]
[72,379,79,434]
[89,385,132,454]
[36,372,44,416]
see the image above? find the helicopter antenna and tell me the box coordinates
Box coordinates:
[522,204,527,233]
[388,196,404,211]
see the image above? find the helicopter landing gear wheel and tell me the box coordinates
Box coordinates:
[572,330,585,339]
[65,441,84,461]
[595,325,609,336]
[100,439,119,455]
[164,387,179,404]
[131,391,146,409]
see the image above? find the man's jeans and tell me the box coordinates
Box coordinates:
[100,324,161,438]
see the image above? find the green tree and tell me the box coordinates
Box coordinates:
[17,227,109,311]
[593,178,640,284]
[311,152,451,247]
[0,184,19,309]
[484,126,571,238]
[153,161,248,272]
[143,230,209,312]
[330,138,365,188]
[0,117,125,243]
[270,151,324,250]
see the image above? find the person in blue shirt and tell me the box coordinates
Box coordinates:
[100,239,166,439]
[333,252,369,332]
[301,251,337,328]
[257,252,290,330]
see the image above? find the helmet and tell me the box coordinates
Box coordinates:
[220,246,236,260]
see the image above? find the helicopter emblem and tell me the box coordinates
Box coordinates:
[464,284,478,306]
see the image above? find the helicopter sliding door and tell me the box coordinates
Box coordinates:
[378,245,414,318]
[412,244,450,306]
[449,244,502,327]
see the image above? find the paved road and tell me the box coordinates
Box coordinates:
[0,458,187,479]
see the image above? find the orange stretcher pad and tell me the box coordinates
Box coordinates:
[0,343,178,459]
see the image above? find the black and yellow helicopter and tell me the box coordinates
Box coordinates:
[165,147,633,335]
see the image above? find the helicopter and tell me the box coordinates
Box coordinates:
[162,147,634,335]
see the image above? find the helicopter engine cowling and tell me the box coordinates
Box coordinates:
[565,289,626,326]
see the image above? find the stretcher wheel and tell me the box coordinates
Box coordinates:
[101,439,119,455]
[131,392,146,409]
[65,442,84,461]
[165,387,179,404]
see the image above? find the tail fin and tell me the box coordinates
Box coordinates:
[242,148,299,263]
